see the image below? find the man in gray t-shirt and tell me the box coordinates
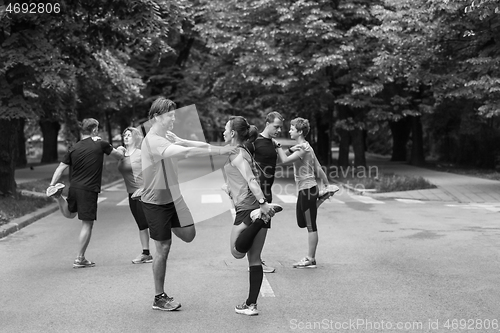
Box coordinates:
[140,97,236,312]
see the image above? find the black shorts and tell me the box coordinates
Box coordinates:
[296,186,318,232]
[142,197,194,241]
[67,187,99,221]
[128,193,148,230]
[234,208,271,229]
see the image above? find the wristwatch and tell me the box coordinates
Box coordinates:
[258,198,267,205]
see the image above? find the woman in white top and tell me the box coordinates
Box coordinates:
[117,127,152,264]
[275,117,334,269]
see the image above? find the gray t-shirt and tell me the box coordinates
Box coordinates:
[140,132,180,205]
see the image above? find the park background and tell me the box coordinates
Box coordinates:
[1,0,500,199]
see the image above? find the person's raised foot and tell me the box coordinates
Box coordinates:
[317,185,340,207]
[46,183,65,198]
[250,203,283,223]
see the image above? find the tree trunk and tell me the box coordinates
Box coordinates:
[337,128,351,168]
[40,120,61,163]
[315,112,330,165]
[105,110,113,144]
[0,118,21,197]
[352,128,366,168]
[409,116,426,166]
[389,117,412,161]
[16,118,27,168]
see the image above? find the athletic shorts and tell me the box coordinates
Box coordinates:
[142,197,194,241]
[67,187,99,221]
[296,186,318,232]
[128,193,148,230]
[234,207,271,229]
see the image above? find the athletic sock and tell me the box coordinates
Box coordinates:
[246,265,263,305]
[155,293,166,299]
[142,249,150,256]
[234,218,265,253]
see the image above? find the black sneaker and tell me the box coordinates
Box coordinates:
[152,293,181,311]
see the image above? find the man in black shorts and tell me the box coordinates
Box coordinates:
[47,118,125,268]
[140,97,236,311]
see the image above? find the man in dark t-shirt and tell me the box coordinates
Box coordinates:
[47,118,124,268]
[245,111,284,273]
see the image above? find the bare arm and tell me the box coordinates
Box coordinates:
[49,162,69,186]
[231,152,273,216]
[166,131,209,148]
[276,146,305,164]
[314,158,329,186]
[162,143,236,159]
[109,147,126,160]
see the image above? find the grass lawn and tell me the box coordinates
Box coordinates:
[426,162,500,181]
[327,166,436,193]
[0,160,122,226]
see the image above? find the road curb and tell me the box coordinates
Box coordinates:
[0,179,123,240]
[0,203,59,239]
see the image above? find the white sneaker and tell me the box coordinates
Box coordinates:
[235,302,258,316]
[46,183,65,198]
[250,203,283,222]
[318,184,340,197]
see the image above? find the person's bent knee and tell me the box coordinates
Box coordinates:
[173,225,196,243]
[231,246,245,259]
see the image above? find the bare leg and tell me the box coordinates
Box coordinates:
[54,196,77,219]
[308,231,318,260]
[230,223,248,259]
[153,239,172,295]
[139,229,150,250]
[77,220,94,257]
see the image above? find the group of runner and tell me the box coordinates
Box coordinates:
[46,96,339,316]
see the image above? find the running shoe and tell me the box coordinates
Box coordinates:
[235,302,258,316]
[292,257,317,269]
[248,260,275,273]
[152,293,181,311]
[317,184,340,208]
[250,203,283,222]
[73,257,96,269]
[46,183,65,198]
[132,253,153,264]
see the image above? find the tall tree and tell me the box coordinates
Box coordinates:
[0,0,187,196]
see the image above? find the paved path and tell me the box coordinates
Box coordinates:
[365,154,500,204]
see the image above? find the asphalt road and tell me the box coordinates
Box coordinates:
[2,157,500,333]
